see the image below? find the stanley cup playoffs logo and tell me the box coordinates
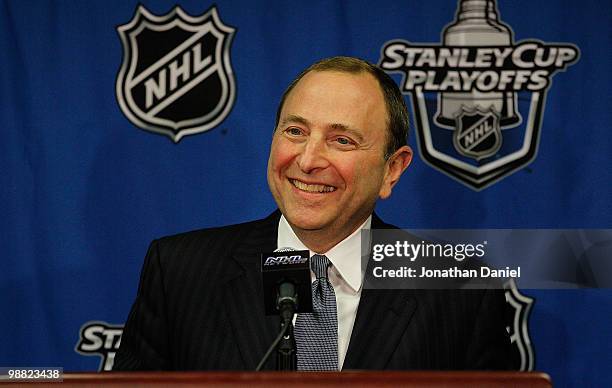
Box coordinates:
[379,0,579,190]
[116,5,236,142]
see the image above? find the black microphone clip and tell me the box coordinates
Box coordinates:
[261,249,313,316]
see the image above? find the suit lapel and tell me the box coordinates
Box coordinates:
[343,213,418,370]
[343,289,416,369]
[219,211,281,370]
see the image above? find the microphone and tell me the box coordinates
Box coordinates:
[261,248,313,317]
[257,248,313,371]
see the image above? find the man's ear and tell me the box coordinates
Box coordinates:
[379,145,413,199]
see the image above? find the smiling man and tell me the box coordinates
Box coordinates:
[268,64,412,254]
[114,57,517,371]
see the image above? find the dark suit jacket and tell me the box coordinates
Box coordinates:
[114,211,518,370]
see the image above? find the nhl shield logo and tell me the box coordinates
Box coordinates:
[379,0,579,190]
[116,6,236,142]
[454,107,502,160]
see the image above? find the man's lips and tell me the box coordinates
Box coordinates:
[289,178,337,193]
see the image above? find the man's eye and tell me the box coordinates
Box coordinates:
[286,127,302,136]
[336,137,352,145]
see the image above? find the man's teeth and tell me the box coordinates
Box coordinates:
[291,179,336,193]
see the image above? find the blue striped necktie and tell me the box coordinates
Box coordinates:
[294,254,339,371]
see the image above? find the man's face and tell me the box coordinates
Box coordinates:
[267,70,406,245]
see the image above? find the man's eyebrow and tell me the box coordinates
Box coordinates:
[280,114,365,143]
[280,114,310,127]
[329,123,365,143]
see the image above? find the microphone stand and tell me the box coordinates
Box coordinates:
[276,282,297,370]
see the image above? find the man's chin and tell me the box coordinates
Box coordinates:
[284,213,334,233]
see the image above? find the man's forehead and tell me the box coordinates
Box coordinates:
[278,70,388,144]
[283,70,384,112]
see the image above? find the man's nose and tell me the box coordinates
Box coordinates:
[296,138,329,173]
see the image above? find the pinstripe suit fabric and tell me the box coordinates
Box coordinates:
[114,211,518,371]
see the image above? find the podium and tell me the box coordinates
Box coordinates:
[22,371,551,387]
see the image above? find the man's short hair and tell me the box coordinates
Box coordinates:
[275,56,409,159]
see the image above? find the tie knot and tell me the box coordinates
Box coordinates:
[310,254,331,279]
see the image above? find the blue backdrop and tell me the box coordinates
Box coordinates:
[1,1,610,386]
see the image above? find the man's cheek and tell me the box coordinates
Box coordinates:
[272,145,297,172]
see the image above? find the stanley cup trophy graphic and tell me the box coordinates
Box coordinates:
[435,0,521,159]
[379,0,580,189]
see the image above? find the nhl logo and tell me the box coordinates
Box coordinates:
[116,5,236,142]
[454,108,502,160]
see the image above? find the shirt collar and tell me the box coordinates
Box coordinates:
[277,214,371,293]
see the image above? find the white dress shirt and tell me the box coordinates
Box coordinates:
[277,215,371,370]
